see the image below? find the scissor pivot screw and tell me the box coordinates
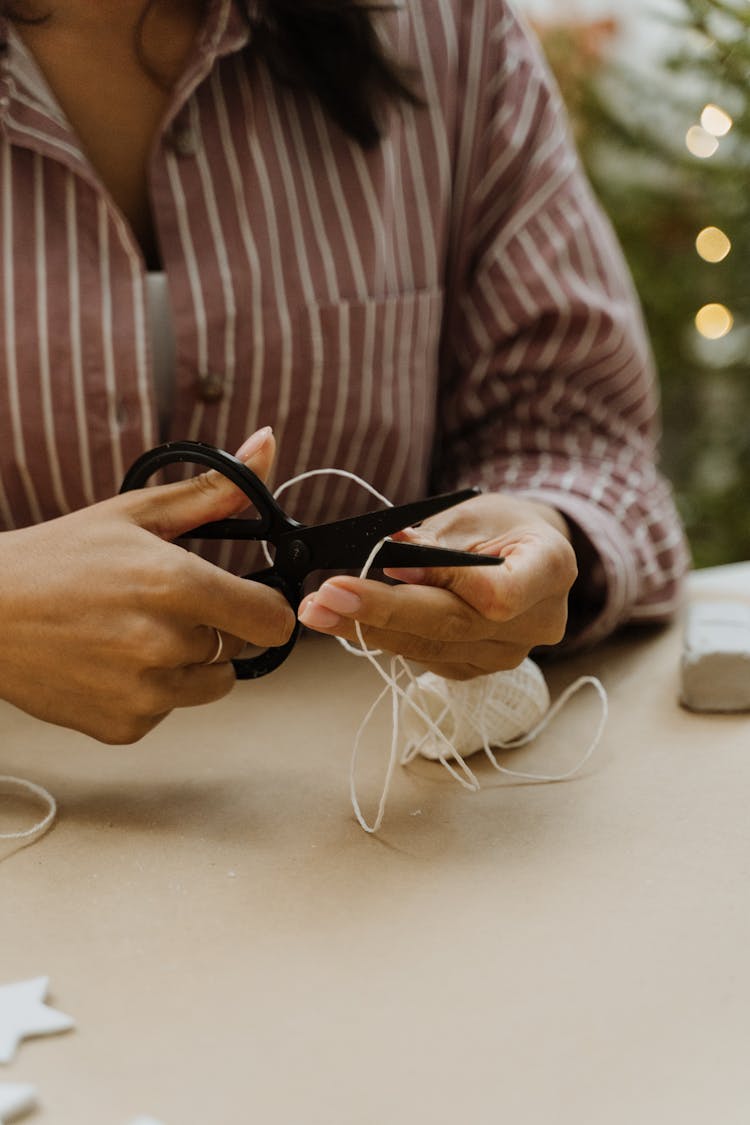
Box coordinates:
[288,539,311,566]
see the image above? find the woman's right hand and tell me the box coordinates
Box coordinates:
[0,427,294,744]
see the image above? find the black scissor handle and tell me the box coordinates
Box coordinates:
[119,441,302,678]
[119,440,284,540]
[233,569,303,679]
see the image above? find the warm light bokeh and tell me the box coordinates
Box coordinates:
[685,125,720,158]
[695,303,734,339]
[695,226,732,263]
[701,103,733,137]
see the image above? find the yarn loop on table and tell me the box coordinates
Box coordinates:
[0,775,57,852]
[276,468,610,834]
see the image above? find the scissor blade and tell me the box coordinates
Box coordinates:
[374,540,503,569]
[297,488,481,570]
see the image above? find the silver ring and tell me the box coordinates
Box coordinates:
[206,627,224,665]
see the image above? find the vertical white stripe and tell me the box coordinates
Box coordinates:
[331,297,378,513]
[236,63,294,455]
[65,173,95,506]
[2,141,42,524]
[383,296,416,499]
[97,199,124,484]
[361,297,398,487]
[259,70,326,477]
[128,253,155,452]
[310,101,369,300]
[283,99,340,304]
[165,151,210,442]
[33,153,70,513]
[413,293,437,483]
[306,304,351,517]
[92,189,154,454]
[381,122,413,292]
[349,143,393,295]
[387,12,417,292]
[214,62,266,453]
[195,82,241,571]
[190,94,237,457]
[410,0,455,199]
[406,0,452,287]
[448,0,488,262]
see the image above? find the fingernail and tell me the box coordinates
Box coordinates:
[234,426,272,461]
[315,584,362,615]
[383,567,426,584]
[298,598,341,630]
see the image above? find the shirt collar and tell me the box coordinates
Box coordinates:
[198,0,251,64]
[0,20,68,123]
[0,2,251,125]
[161,0,251,130]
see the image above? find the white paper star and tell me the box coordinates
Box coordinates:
[0,977,74,1064]
[0,1082,37,1122]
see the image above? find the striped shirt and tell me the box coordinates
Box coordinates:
[0,0,689,645]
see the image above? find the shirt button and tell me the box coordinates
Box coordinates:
[116,398,130,429]
[171,125,198,157]
[196,371,225,402]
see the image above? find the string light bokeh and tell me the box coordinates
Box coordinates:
[525,2,750,567]
[687,103,735,341]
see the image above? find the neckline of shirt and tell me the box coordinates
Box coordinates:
[0,1,250,128]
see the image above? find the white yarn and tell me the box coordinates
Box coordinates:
[401,660,550,761]
[0,775,57,850]
[400,666,608,785]
[274,469,609,833]
[0,472,605,852]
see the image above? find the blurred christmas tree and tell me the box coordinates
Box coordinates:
[534,1,750,568]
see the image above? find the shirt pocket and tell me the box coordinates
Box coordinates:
[261,287,446,527]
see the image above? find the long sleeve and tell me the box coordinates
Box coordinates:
[0,0,691,621]
[434,1,690,645]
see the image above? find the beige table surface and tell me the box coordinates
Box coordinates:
[1,565,749,1125]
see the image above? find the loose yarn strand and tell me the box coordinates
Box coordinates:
[265,468,391,574]
[479,674,608,782]
[346,539,483,829]
[0,775,57,849]
[270,471,411,831]
[271,467,608,831]
[349,662,401,833]
[347,634,482,832]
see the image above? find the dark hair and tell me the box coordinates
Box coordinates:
[251,2,421,147]
[0,1,421,147]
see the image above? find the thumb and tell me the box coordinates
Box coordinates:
[127,426,277,540]
[384,529,505,610]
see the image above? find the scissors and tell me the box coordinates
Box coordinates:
[120,441,503,679]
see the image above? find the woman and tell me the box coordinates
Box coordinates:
[0,0,689,743]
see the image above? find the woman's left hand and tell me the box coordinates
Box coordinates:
[297,493,578,679]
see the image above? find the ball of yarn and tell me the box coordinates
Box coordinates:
[400,659,550,761]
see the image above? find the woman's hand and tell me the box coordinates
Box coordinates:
[0,428,294,743]
[298,492,577,679]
